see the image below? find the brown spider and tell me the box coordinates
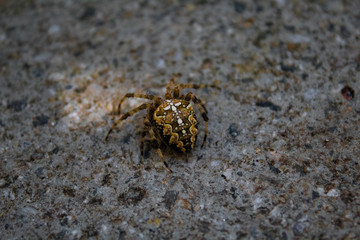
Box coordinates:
[105,73,220,171]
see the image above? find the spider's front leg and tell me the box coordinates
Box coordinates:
[105,103,150,141]
[164,73,182,99]
[173,83,220,98]
[114,93,157,115]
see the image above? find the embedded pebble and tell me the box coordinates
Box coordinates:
[33,52,52,62]
[156,59,166,69]
[304,88,318,100]
[48,25,60,35]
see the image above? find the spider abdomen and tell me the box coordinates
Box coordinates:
[154,99,198,152]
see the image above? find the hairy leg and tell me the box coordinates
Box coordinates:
[115,93,156,115]
[164,73,182,99]
[140,104,172,172]
[105,103,150,141]
[173,83,220,98]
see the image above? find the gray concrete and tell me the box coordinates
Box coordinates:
[1,0,359,239]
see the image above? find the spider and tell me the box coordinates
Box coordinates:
[105,73,220,172]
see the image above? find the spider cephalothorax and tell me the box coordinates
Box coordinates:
[105,74,219,171]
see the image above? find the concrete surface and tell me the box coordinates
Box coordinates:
[1,0,359,239]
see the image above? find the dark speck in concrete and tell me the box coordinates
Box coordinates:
[35,167,45,179]
[163,190,179,209]
[302,73,309,80]
[256,5,263,12]
[284,25,295,32]
[237,230,247,238]
[30,151,44,161]
[31,68,44,78]
[341,86,354,101]
[304,144,312,149]
[118,187,146,205]
[118,229,126,240]
[62,186,76,197]
[241,77,254,83]
[327,126,337,133]
[79,6,96,20]
[269,166,281,174]
[89,197,103,205]
[234,1,246,14]
[281,232,288,240]
[198,220,210,233]
[227,123,239,137]
[340,25,351,38]
[113,58,119,68]
[8,98,27,112]
[256,101,281,111]
[83,225,99,238]
[294,164,306,176]
[312,191,319,200]
[230,186,238,199]
[121,134,131,144]
[54,230,66,240]
[293,216,310,236]
[102,174,112,186]
[328,23,335,32]
[281,64,296,72]
[52,146,59,154]
[32,114,49,127]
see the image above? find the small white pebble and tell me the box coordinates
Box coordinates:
[156,59,166,69]
[0,178,5,187]
[34,52,52,62]
[211,161,220,167]
[48,25,60,35]
[48,72,65,81]
[71,230,82,238]
[222,168,233,181]
[275,0,286,6]
[327,189,340,197]
[253,197,263,210]
[304,88,318,100]
[0,33,6,42]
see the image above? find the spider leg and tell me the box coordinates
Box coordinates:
[173,83,220,98]
[141,104,173,173]
[183,92,209,148]
[156,148,173,173]
[145,122,173,173]
[115,93,157,115]
[105,103,150,141]
[140,123,150,158]
[140,106,154,158]
[165,73,182,99]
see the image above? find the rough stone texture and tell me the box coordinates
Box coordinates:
[0,0,359,239]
